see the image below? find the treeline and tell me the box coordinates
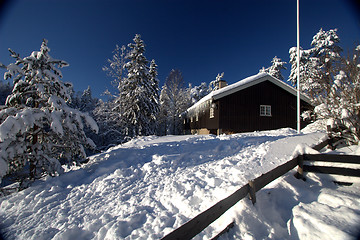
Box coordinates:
[0,34,217,186]
[0,29,358,186]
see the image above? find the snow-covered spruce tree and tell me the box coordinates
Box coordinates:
[0,80,12,105]
[310,28,342,103]
[0,63,12,105]
[314,45,360,147]
[69,86,100,153]
[148,59,160,133]
[209,72,224,91]
[343,45,360,105]
[288,47,323,100]
[260,56,287,80]
[120,34,159,137]
[0,39,98,183]
[159,69,191,135]
[101,34,159,140]
[70,86,99,113]
[188,82,210,104]
[289,28,342,104]
[289,28,359,147]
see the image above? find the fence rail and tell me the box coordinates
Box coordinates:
[161,138,360,240]
[161,184,249,240]
[161,146,309,239]
[303,165,360,177]
[298,153,360,178]
[303,153,360,164]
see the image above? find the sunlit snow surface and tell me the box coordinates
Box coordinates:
[1,128,359,239]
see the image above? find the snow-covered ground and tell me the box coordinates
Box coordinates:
[0,128,359,240]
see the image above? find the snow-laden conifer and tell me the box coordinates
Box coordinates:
[189,82,210,104]
[260,56,287,80]
[101,34,159,141]
[72,86,99,113]
[69,86,100,152]
[0,80,12,105]
[315,45,360,146]
[310,28,342,102]
[288,47,323,100]
[209,72,224,91]
[288,28,359,147]
[288,28,342,103]
[148,59,160,133]
[120,34,159,137]
[0,39,98,183]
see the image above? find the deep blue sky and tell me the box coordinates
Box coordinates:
[0,0,359,98]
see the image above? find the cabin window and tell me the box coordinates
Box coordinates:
[209,107,215,118]
[260,105,271,116]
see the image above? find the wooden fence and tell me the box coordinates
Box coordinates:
[161,140,330,240]
[297,153,360,178]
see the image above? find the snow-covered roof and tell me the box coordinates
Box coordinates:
[187,72,312,115]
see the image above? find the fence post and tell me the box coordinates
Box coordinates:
[295,155,304,180]
[248,180,256,205]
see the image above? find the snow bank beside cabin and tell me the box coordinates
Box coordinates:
[4,129,358,240]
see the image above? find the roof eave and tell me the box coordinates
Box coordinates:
[213,73,313,106]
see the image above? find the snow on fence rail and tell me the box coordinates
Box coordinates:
[161,140,330,240]
[297,153,360,178]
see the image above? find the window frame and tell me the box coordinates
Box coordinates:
[260,105,272,117]
[209,107,215,119]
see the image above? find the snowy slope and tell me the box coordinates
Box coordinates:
[0,129,359,240]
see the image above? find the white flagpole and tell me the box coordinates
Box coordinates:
[297,0,301,133]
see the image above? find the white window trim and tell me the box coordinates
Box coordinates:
[209,107,215,119]
[260,105,272,117]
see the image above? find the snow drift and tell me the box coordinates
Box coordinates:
[1,128,359,240]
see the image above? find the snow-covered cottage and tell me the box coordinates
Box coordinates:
[184,72,312,135]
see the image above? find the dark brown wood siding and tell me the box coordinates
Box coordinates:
[188,102,220,132]
[218,80,310,133]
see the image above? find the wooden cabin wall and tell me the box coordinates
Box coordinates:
[218,80,309,133]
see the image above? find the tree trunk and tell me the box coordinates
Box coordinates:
[29,125,38,179]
